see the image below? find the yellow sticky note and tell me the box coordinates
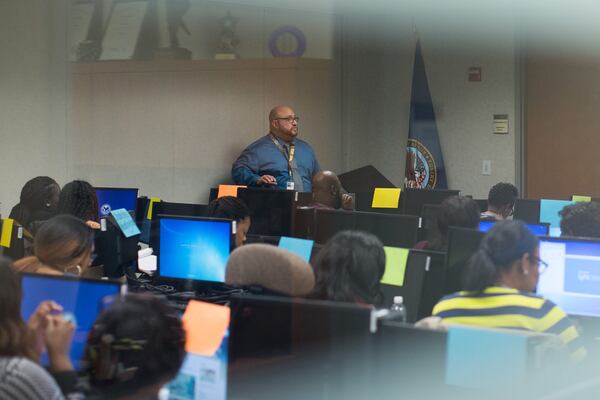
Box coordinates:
[572,195,592,203]
[182,300,230,357]
[146,197,161,220]
[381,247,410,287]
[218,184,246,199]
[0,218,14,248]
[372,188,401,208]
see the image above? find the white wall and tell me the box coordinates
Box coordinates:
[0,0,68,215]
[0,1,521,215]
[341,12,519,199]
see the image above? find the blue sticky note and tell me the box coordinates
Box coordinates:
[539,199,574,228]
[111,208,141,238]
[445,326,528,388]
[278,237,314,262]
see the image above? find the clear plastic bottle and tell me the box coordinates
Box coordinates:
[390,296,407,323]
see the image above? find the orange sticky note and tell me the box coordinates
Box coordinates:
[372,188,401,208]
[146,197,161,220]
[182,300,230,356]
[218,184,246,198]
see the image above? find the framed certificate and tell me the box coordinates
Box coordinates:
[99,0,150,60]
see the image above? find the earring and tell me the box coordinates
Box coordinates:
[522,267,529,276]
[45,202,51,208]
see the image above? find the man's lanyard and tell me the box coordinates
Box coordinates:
[269,134,295,178]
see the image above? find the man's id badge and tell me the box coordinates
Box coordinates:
[286,181,295,191]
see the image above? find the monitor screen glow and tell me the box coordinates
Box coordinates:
[95,187,138,218]
[20,274,121,370]
[478,221,549,236]
[538,238,600,318]
[159,218,232,282]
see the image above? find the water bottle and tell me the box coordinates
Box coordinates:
[390,296,407,323]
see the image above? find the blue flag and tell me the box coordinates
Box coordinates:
[405,40,448,189]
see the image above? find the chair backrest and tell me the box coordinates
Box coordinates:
[445,227,485,294]
[380,250,430,322]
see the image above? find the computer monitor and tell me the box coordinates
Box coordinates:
[93,217,139,278]
[538,236,600,318]
[401,188,460,217]
[445,227,485,294]
[479,220,550,236]
[539,199,575,232]
[149,202,208,249]
[237,187,295,237]
[20,273,123,370]
[155,216,234,283]
[95,187,138,218]
[514,199,541,224]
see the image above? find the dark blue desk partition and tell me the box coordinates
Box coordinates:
[313,209,419,248]
[228,294,373,400]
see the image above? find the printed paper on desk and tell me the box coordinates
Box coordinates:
[572,195,592,203]
[0,218,14,248]
[146,197,161,220]
[111,208,141,238]
[183,300,230,357]
[218,185,246,198]
[372,188,401,208]
[381,247,410,286]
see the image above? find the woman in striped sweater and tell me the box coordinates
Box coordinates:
[433,220,586,361]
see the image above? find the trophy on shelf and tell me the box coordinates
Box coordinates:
[155,0,192,60]
[214,11,240,60]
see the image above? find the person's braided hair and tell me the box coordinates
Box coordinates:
[58,180,99,222]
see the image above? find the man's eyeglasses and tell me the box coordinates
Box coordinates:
[531,255,549,274]
[275,116,299,123]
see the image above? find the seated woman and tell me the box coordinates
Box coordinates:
[226,243,315,296]
[9,176,61,233]
[0,257,77,399]
[13,215,94,276]
[311,230,385,306]
[206,196,251,248]
[416,195,480,251]
[433,220,586,360]
[58,180,100,229]
[83,294,186,399]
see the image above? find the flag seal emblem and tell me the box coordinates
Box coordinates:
[406,138,437,189]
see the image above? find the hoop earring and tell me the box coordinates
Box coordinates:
[65,265,82,276]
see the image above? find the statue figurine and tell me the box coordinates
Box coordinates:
[215,11,239,59]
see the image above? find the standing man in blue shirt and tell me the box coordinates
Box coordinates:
[231,106,320,192]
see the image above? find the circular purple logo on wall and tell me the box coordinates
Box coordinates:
[268,26,307,57]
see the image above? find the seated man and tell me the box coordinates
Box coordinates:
[231,105,320,192]
[481,182,518,221]
[311,170,353,210]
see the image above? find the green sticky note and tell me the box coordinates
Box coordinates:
[372,188,402,208]
[381,247,410,287]
[572,195,592,203]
